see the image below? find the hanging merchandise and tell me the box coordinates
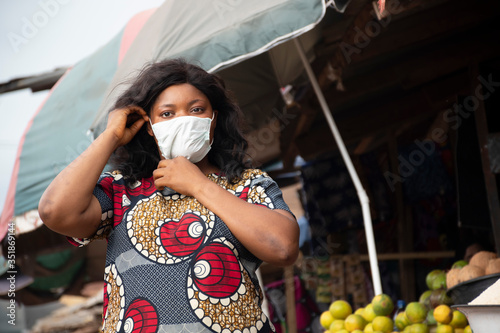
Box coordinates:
[300,154,363,239]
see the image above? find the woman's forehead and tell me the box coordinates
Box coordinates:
[156,83,208,103]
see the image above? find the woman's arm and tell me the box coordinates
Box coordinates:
[153,157,300,266]
[39,107,148,238]
[196,181,299,266]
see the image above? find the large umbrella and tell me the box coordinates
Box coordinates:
[1,0,382,294]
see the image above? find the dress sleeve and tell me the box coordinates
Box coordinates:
[246,171,295,218]
[67,173,115,247]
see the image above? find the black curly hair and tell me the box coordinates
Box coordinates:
[110,58,250,184]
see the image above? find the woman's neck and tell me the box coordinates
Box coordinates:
[195,158,220,175]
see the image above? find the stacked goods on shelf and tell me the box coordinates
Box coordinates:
[446,251,499,288]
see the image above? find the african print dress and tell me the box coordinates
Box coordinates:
[69,169,292,333]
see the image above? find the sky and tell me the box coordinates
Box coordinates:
[0,0,164,213]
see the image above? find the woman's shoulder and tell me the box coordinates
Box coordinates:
[99,170,125,182]
[99,170,153,187]
[240,168,270,181]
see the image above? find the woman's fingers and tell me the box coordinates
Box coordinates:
[106,106,149,147]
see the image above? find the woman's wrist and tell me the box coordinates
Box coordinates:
[100,128,123,152]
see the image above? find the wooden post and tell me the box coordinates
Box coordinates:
[388,133,415,302]
[470,63,500,256]
[284,265,297,333]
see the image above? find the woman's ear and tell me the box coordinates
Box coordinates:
[213,110,218,125]
[147,119,154,137]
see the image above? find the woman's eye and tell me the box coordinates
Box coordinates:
[160,111,172,117]
[191,107,204,113]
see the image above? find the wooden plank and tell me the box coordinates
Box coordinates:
[322,251,455,261]
[470,63,500,256]
[359,251,455,261]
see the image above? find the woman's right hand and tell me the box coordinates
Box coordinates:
[105,106,149,148]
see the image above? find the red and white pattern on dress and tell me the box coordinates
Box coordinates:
[187,237,269,333]
[102,264,126,332]
[102,264,159,333]
[84,170,284,333]
[125,192,215,264]
[230,179,274,210]
[121,298,158,333]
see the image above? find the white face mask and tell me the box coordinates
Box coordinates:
[150,114,214,163]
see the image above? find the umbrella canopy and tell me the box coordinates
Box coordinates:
[91,0,326,134]
[0,0,325,238]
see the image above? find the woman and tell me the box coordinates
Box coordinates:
[39,59,299,333]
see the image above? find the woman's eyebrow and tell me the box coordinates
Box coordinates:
[187,99,204,106]
[157,99,204,109]
[158,103,175,108]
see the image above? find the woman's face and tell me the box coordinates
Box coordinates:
[147,83,217,139]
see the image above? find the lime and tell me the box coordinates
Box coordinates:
[425,309,436,326]
[410,323,429,333]
[405,302,427,324]
[372,316,393,333]
[345,314,367,331]
[372,294,395,316]
[320,310,335,329]
[419,290,432,309]
[395,312,410,331]
[435,324,454,333]
[449,310,467,329]
[451,260,468,269]
[355,307,365,315]
[362,304,377,322]
[330,319,346,332]
[426,270,445,290]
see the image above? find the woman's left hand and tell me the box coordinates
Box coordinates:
[152,157,209,196]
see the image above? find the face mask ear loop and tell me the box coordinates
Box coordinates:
[149,119,156,137]
[209,112,216,146]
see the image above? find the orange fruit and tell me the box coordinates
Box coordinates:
[362,304,377,322]
[345,314,367,331]
[337,330,349,333]
[352,330,364,333]
[435,324,454,333]
[372,294,395,316]
[405,302,427,324]
[410,323,429,333]
[372,316,393,333]
[330,319,346,332]
[433,305,453,324]
[320,310,335,329]
[464,326,472,333]
[449,310,467,328]
[394,312,410,331]
[330,300,353,320]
